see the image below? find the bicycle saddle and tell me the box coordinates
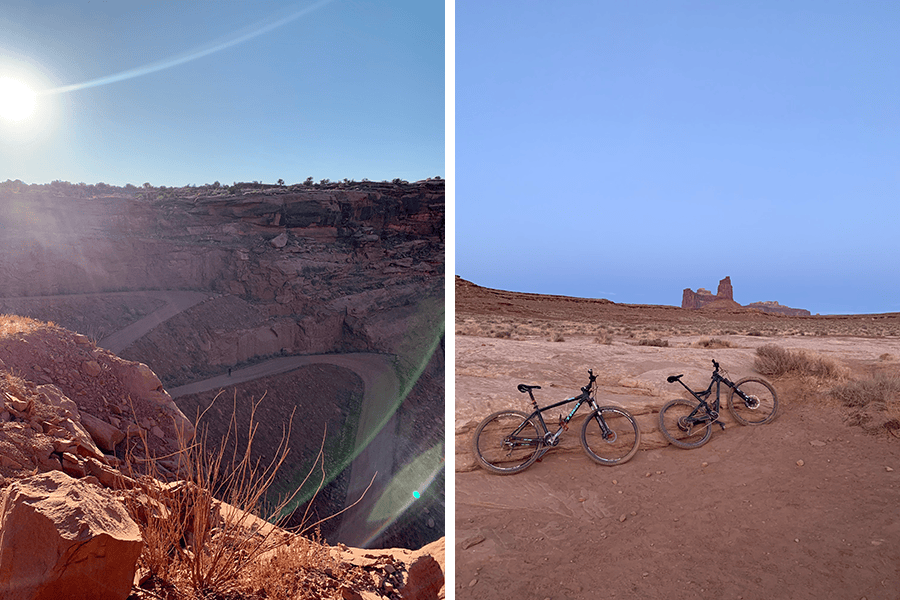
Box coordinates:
[517,384,541,393]
[666,374,683,383]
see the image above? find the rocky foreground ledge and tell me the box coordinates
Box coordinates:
[0,316,444,599]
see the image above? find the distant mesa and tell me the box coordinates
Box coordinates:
[682,276,810,316]
[681,276,741,310]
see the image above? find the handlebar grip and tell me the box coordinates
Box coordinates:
[667,375,683,383]
[712,359,720,370]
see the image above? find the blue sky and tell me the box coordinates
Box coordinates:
[0,0,443,187]
[456,1,900,315]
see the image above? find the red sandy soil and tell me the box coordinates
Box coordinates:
[455,278,900,600]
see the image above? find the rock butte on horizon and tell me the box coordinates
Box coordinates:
[682,276,810,316]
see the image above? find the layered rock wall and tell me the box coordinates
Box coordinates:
[682,277,739,309]
[0,181,444,382]
[746,301,811,317]
[0,181,445,550]
[683,276,809,315]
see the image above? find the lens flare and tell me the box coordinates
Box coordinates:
[0,78,36,121]
[40,0,334,97]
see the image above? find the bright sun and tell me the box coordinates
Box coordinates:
[0,77,36,121]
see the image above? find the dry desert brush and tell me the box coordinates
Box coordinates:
[829,375,900,435]
[754,344,847,380]
[124,392,337,598]
[692,337,735,349]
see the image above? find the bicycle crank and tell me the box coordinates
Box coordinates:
[678,418,714,436]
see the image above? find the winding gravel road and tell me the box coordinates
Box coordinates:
[90,289,403,547]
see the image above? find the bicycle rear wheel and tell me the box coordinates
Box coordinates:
[472,410,543,474]
[658,399,712,449]
[581,407,641,465]
[728,378,778,425]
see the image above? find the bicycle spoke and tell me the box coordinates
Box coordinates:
[581,407,641,465]
[728,378,778,425]
[473,410,543,474]
[659,399,712,449]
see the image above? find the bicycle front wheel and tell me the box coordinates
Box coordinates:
[658,399,712,449]
[472,410,543,475]
[728,378,778,425]
[581,407,641,465]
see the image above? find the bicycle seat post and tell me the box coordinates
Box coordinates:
[517,383,542,410]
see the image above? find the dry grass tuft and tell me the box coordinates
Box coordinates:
[754,344,847,379]
[637,338,669,347]
[490,325,514,339]
[124,392,347,599]
[693,337,734,349]
[829,375,900,435]
[0,314,53,338]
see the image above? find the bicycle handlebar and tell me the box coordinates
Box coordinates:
[581,369,597,393]
[712,359,720,371]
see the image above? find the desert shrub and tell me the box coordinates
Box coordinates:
[550,332,565,342]
[829,375,900,408]
[638,338,669,347]
[491,327,512,339]
[124,394,341,598]
[594,331,613,345]
[0,314,49,337]
[693,337,734,349]
[754,344,846,379]
[829,375,900,434]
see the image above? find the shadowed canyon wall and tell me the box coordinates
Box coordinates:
[0,180,444,548]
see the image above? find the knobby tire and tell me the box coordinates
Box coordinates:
[580,407,641,465]
[472,409,543,475]
[728,377,778,425]
[658,398,713,449]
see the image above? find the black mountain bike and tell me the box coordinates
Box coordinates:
[659,359,778,449]
[472,370,641,474]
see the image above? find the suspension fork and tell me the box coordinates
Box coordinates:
[588,400,615,438]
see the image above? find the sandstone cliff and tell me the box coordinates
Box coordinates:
[745,300,811,317]
[0,317,443,598]
[683,276,809,316]
[0,179,444,550]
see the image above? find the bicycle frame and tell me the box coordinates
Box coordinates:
[668,361,753,430]
[514,385,613,453]
[669,365,738,427]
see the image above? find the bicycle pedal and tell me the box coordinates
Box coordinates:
[717,421,726,431]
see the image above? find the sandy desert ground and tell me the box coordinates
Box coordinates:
[455,277,900,600]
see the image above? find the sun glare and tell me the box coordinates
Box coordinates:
[0,77,36,121]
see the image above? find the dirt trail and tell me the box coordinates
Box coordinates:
[98,290,213,353]
[172,352,403,548]
[12,289,408,549]
[457,401,900,600]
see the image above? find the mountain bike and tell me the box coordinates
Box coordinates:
[472,370,641,474]
[659,359,778,449]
